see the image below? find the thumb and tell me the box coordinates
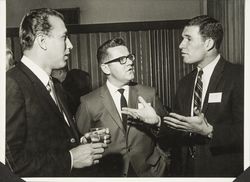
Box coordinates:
[138,96,148,107]
[193,107,201,116]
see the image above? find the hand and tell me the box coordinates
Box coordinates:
[80,128,111,144]
[163,109,213,136]
[121,96,160,125]
[70,143,107,168]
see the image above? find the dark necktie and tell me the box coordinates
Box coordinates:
[189,69,203,158]
[193,69,203,114]
[118,88,127,131]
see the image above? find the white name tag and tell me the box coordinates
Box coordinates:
[138,102,151,109]
[208,92,222,103]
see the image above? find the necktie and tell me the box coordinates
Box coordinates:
[47,77,63,113]
[118,88,127,131]
[189,69,203,158]
[193,69,203,114]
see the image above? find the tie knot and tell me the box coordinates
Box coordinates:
[46,77,53,92]
[118,88,125,95]
[198,69,203,78]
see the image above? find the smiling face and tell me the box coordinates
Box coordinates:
[179,25,207,65]
[45,16,73,70]
[101,45,135,87]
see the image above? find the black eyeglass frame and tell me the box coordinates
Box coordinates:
[103,54,136,65]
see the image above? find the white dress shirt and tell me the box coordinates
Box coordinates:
[106,80,129,119]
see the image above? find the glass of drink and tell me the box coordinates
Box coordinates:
[89,127,110,144]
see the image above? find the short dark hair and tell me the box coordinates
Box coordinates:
[97,37,126,64]
[19,8,64,51]
[187,15,223,49]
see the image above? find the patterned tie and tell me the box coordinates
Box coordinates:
[118,88,128,131]
[193,69,203,114]
[47,77,63,113]
[189,69,203,158]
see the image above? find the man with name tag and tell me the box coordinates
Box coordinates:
[122,15,244,177]
[76,38,168,177]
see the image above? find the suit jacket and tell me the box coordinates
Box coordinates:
[164,57,244,177]
[76,83,168,177]
[0,162,24,182]
[6,62,81,177]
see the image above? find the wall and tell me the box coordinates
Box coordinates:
[6,0,204,27]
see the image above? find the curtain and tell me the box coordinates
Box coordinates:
[65,26,192,107]
[207,0,244,64]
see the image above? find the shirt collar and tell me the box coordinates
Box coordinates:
[197,54,220,74]
[21,55,50,87]
[106,80,129,95]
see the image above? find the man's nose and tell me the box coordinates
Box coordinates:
[66,38,73,50]
[126,58,134,65]
[179,40,184,49]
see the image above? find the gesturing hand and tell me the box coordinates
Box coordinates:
[163,109,213,136]
[70,143,107,168]
[121,96,160,125]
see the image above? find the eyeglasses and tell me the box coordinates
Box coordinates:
[104,54,136,65]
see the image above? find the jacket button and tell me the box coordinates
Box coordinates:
[70,138,76,143]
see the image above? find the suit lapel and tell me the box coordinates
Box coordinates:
[101,85,125,133]
[128,85,138,109]
[55,82,80,141]
[17,63,75,136]
[184,70,197,115]
[202,58,225,114]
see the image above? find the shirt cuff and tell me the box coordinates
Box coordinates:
[69,150,73,170]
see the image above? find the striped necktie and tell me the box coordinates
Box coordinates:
[189,69,203,158]
[193,69,203,114]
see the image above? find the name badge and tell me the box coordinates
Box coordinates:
[208,92,222,103]
[138,102,151,109]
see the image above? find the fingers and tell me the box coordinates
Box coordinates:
[80,136,88,144]
[121,108,139,119]
[163,116,189,130]
[84,132,91,139]
[93,128,110,135]
[91,142,107,149]
[167,113,187,122]
[92,153,103,160]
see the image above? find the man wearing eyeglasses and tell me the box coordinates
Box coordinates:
[76,38,168,177]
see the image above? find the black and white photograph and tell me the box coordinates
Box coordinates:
[1,0,249,181]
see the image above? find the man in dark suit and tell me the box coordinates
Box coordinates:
[122,15,244,177]
[76,38,168,177]
[6,8,106,177]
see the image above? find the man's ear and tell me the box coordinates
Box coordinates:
[100,64,111,75]
[36,34,47,50]
[205,38,215,51]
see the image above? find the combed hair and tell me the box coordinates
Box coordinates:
[19,8,64,51]
[97,38,126,64]
[187,15,223,49]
